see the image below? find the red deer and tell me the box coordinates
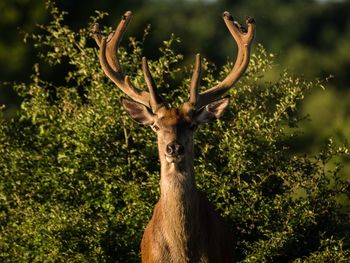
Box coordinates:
[93,10,255,263]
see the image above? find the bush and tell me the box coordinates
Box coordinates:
[1,3,349,262]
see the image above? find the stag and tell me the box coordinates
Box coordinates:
[93,10,255,263]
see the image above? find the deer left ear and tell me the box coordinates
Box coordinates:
[121,98,155,125]
[194,97,230,124]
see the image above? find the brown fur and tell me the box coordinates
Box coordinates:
[140,108,234,263]
[141,191,234,263]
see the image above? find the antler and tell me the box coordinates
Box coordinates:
[189,53,202,106]
[93,11,254,112]
[189,11,256,110]
[93,11,163,112]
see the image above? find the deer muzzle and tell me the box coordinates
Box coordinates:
[165,141,184,163]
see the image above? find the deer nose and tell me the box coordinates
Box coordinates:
[166,141,184,156]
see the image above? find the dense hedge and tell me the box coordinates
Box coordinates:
[1,3,349,262]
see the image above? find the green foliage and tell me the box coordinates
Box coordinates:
[1,3,350,262]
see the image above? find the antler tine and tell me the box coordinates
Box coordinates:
[94,11,150,107]
[142,57,164,112]
[189,53,202,106]
[92,23,102,48]
[196,11,256,109]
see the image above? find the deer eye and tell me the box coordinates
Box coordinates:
[151,123,160,132]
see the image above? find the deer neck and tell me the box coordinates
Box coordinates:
[157,143,200,258]
[158,144,196,202]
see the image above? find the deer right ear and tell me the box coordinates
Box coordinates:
[121,98,155,126]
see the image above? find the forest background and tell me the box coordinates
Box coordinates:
[1,0,350,163]
[1,0,350,261]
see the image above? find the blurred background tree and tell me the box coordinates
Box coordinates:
[0,0,349,166]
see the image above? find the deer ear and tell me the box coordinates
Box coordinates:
[121,98,155,125]
[194,97,230,124]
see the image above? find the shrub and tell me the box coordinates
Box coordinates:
[0,3,349,262]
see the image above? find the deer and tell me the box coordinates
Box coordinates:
[93,10,255,263]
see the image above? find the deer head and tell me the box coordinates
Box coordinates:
[92,11,255,166]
